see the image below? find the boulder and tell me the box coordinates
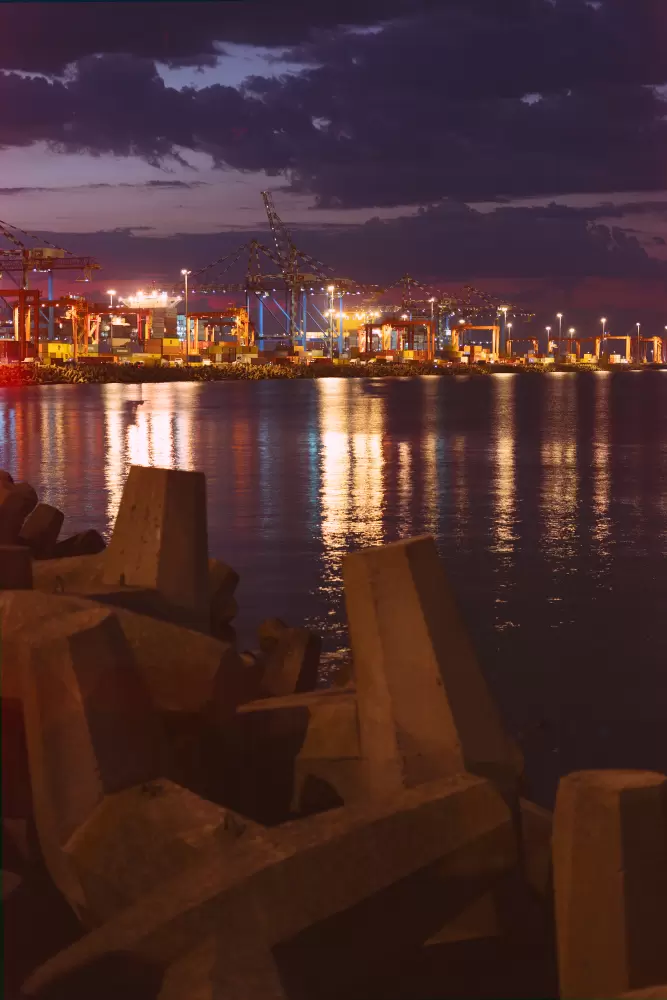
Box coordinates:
[102,466,209,628]
[23,773,516,998]
[343,534,521,798]
[19,607,167,920]
[553,770,667,999]
[0,545,33,590]
[18,503,64,557]
[48,528,106,560]
[259,621,321,698]
[0,483,39,544]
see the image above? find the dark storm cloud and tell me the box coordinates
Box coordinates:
[29,201,665,284]
[0,1,438,73]
[2,1,667,209]
[0,180,204,195]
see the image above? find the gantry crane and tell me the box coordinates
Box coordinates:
[261,191,335,345]
[0,218,100,360]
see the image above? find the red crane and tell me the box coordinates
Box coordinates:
[0,218,100,360]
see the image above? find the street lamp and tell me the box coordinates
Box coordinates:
[557,313,563,340]
[181,269,191,355]
[601,317,607,339]
[636,322,641,363]
[546,326,552,352]
[429,297,436,349]
[107,289,116,309]
[327,286,336,357]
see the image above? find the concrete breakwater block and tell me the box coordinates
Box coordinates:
[619,989,667,998]
[1,590,254,714]
[343,534,521,798]
[0,545,33,590]
[290,690,363,815]
[0,482,39,544]
[32,552,107,593]
[19,503,65,557]
[19,607,167,920]
[553,770,667,999]
[209,558,239,639]
[103,465,209,622]
[258,617,321,697]
[23,774,514,998]
[48,529,106,559]
[64,778,263,924]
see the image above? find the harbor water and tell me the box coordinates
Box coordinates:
[1,371,666,804]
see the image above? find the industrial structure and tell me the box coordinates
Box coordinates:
[0,219,99,361]
[1,200,665,368]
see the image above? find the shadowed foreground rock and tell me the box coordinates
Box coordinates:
[0,545,33,590]
[20,607,167,921]
[343,535,522,798]
[102,466,209,630]
[23,774,515,998]
[3,467,660,1000]
[553,770,667,999]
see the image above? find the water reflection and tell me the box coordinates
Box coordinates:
[540,374,578,570]
[492,375,517,558]
[592,373,612,560]
[3,374,667,803]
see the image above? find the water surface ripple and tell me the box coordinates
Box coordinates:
[2,372,666,803]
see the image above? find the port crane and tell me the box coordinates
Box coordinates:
[0,219,100,360]
[261,191,336,345]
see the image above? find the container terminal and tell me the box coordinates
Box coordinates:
[1,196,665,370]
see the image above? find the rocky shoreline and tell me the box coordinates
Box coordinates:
[2,465,667,999]
[1,361,664,387]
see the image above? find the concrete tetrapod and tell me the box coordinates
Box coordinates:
[1,590,254,713]
[102,465,209,627]
[0,545,33,590]
[258,619,321,698]
[553,770,667,999]
[23,774,514,999]
[18,503,65,557]
[19,607,167,921]
[343,534,521,799]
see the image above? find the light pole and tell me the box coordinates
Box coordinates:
[327,285,335,357]
[546,326,552,354]
[429,297,436,351]
[636,322,641,364]
[557,313,563,342]
[107,289,116,310]
[181,269,191,355]
[601,317,607,339]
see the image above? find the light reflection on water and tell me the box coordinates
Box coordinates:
[1,373,666,804]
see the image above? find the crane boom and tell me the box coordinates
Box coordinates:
[261,190,294,266]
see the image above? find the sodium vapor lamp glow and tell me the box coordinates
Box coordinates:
[181,268,192,354]
[106,289,116,309]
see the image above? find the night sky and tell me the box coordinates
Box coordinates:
[2,0,667,323]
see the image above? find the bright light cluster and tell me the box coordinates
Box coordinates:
[121,290,181,308]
